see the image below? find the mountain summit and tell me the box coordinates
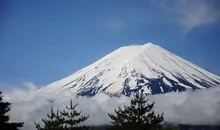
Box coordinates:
[40,43,220,96]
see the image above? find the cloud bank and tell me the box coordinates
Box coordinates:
[2,83,220,130]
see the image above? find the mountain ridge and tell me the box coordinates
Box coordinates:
[39,43,220,96]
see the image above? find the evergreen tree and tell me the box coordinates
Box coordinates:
[0,91,23,130]
[59,100,89,129]
[34,107,64,130]
[108,89,164,130]
[35,99,89,130]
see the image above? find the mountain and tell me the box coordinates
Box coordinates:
[39,43,220,97]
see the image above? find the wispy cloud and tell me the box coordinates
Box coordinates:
[105,0,220,33]
[153,0,220,33]
[105,18,126,30]
[2,83,220,130]
[105,7,149,30]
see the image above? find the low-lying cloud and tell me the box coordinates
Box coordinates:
[2,83,220,130]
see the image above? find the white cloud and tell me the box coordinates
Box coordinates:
[105,8,149,30]
[2,83,220,130]
[105,0,220,32]
[154,0,220,33]
[105,18,126,30]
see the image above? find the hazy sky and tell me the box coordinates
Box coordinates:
[0,0,220,87]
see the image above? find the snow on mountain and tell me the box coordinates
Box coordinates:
[39,43,220,96]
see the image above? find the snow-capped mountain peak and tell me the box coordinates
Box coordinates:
[39,43,220,96]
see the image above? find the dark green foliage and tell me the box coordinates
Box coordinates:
[0,91,23,130]
[87,125,102,130]
[35,99,89,130]
[60,100,89,129]
[108,90,164,130]
[34,107,63,130]
[160,126,179,130]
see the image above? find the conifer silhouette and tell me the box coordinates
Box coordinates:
[108,89,164,130]
[35,107,63,130]
[0,91,23,130]
[35,99,89,130]
[60,100,89,129]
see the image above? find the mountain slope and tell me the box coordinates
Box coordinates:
[39,43,220,96]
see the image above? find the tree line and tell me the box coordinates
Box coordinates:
[0,90,178,130]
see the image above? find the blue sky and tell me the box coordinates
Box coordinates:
[0,0,220,88]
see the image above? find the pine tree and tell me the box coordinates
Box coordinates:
[59,100,89,130]
[35,99,89,130]
[34,107,64,130]
[108,89,164,130]
[0,91,23,130]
